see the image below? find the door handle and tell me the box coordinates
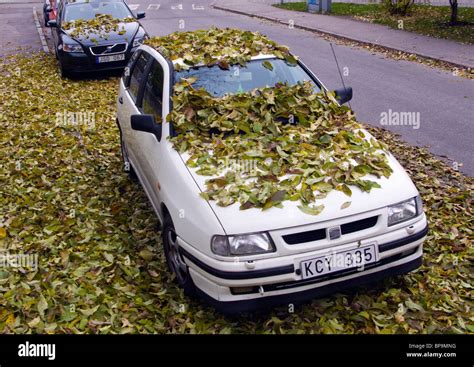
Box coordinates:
[118,96,123,104]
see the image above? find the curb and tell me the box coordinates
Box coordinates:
[212,4,472,70]
[32,7,49,53]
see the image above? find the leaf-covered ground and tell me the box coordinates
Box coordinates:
[0,53,472,334]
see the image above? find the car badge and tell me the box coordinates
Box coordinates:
[327,226,341,240]
[104,45,114,54]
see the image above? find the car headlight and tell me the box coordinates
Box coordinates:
[387,196,423,226]
[211,233,275,256]
[132,29,148,47]
[132,37,145,48]
[62,41,84,53]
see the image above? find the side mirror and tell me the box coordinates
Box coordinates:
[131,114,162,141]
[47,20,57,28]
[136,11,146,19]
[334,86,353,105]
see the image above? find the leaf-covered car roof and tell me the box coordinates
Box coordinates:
[144,27,298,70]
[147,28,394,215]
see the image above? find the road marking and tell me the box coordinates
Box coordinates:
[128,4,139,10]
[32,7,49,53]
[147,4,160,10]
[192,4,204,10]
[171,3,183,10]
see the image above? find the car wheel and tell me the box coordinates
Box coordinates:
[162,216,196,297]
[119,130,138,180]
[58,61,71,79]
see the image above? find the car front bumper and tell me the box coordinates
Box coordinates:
[177,215,428,313]
[58,47,138,73]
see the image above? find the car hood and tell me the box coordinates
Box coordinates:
[63,21,139,46]
[180,131,419,234]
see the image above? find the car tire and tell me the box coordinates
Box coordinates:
[119,130,138,181]
[162,216,196,297]
[58,61,71,79]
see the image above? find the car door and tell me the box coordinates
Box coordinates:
[117,49,141,157]
[50,0,62,49]
[130,56,168,205]
[117,50,152,175]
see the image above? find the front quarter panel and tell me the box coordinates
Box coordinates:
[159,141,226,256]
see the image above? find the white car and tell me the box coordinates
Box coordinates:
[116,44,428,313]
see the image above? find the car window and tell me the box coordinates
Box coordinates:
[128,52,150,103]
[142,60,164,122]
[123,50,141,87]
[175,58,320,97]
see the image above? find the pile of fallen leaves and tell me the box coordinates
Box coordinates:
[149,28,392,214]
[63,14,136,42]
[169,78,392,214]
[144,27,298,70]
[0,53,472,334]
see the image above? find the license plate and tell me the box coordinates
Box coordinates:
[96,54,125,63]
[300,243,378,280]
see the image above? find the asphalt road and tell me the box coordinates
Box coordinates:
[1,0,473,175]
[0,1,44,57]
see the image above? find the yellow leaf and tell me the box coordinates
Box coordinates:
[5,313,15,325]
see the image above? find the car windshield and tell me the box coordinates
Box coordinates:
[64,2,132,22]
[175,58,320,97]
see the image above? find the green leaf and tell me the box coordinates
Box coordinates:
[139,249,154,261]
[79,305,100,317]
[262,60,273,71]
[341,201,351,209]
[297,203,325,216]
[319,135,331,144]
[37,294,48,319]
[337,184,352,197]
[103,252,114,263]
[405,298,425,312]
[253,122,262,133]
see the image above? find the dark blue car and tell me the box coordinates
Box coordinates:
[48,0,147,77]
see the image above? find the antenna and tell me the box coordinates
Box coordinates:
[329,42,351,109]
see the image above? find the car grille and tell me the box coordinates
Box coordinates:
[282,216,379,245]
[89,43,127,56]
